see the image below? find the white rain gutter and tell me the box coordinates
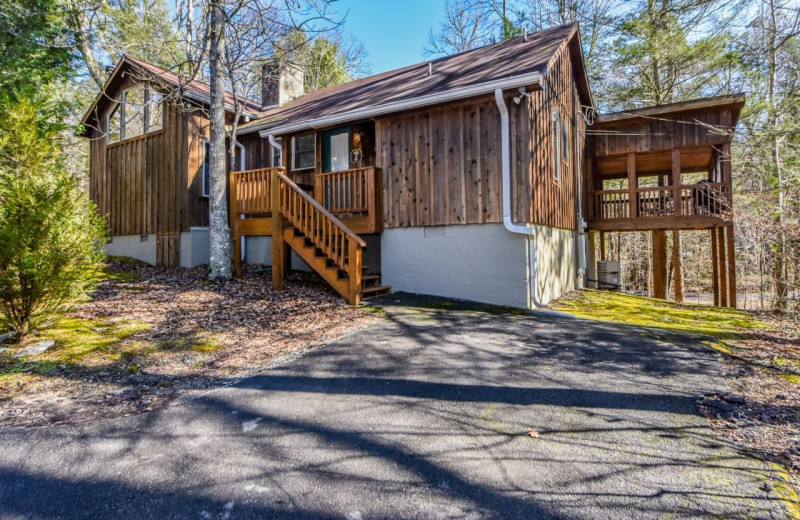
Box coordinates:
[268,134,282,167]
[494,88,547,308]
[254,71,543,138]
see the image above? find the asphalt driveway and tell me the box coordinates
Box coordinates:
[0,294,792,519]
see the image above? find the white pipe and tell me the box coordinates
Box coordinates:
[268,134,282,167]
[235,140,246,261]
[494,88,548,308]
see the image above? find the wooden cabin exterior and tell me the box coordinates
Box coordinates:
[80,24,744,309]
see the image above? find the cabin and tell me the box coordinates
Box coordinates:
[79,23,742,309]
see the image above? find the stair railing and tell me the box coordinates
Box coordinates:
[274,172,365,304]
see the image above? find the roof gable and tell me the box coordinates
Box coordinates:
[79,56,261,136]
[240,23,592,134]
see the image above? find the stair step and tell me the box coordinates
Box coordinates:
[362,285,391,296]
[362,274,380,282]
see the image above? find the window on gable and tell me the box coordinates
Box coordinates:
[202,141,210,197]
[552,109,561,182]
[292,133,315,170]
[108,103,121,143]
[561,118,569,163]
[107,84,164,144]
[123,85,146,139]
[147,91,163,131]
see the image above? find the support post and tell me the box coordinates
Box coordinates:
[652,230,668,299]
[587,232,598,289]
[348,240,362,306]
[600,231,607,261]
[718,227,728,307]
[726,225,737,308]
[711,228,719,307]
[672,230,684,303]
[672,148,682,216]
[627,153,637,219]
[233,218,242,278]
[271,170,286,291]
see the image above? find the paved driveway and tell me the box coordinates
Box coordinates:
[0,295,791,519]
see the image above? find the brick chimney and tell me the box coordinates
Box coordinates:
[262,60,305,108]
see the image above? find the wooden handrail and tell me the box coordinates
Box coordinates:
[278,173,366,247]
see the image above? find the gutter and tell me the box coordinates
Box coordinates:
[493,88,548,308]
[253,71,543,138]
[268,135,282,167]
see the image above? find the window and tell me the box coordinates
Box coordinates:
[292,133,315,170]
[561,119,569,163]
[271,137,283,167]
[202,141,210,197]
[108,103,121,143]
[122,85,146,139]
[147,91,163,131]
[106,84,164,144]
[552,109,561,182]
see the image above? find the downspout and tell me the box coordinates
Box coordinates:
[268,134,282,167]
[575,117,587,285]
[494,88,547,308]
[235,140,246,262]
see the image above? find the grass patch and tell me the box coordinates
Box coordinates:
[551,289,768,338]
[0,318,151,385]
[779,375,800,385]
[150,334,224,354]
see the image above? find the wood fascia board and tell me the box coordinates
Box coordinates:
[595,94,746,125]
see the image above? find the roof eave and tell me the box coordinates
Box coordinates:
[254,71,544,138]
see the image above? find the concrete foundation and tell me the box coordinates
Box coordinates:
[381,223,577,309]
[243,236,312,272]
[179,228,210,268]
[105,234,157,266]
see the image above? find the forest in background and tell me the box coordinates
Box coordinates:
[428,0,799,311]
[1,0,797,309]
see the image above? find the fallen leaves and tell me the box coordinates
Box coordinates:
[0,260,381,428]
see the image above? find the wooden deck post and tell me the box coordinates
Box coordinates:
[232,217,242,278]
[711,228,719,307]
[600,231,607,261]
[652,230,668,299]
[627,153,637,219]
[672,148,682,216]
[672,230,684,302]
[718,226,728,307]
[587,232,598,288]
[271,170,286,291]
[348,240,362,306]
[726,225,737,308]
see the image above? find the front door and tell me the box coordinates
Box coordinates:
[323,127,351,173]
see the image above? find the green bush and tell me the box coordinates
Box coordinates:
[0,95,106,336]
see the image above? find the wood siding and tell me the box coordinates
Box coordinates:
[374,42,582,230]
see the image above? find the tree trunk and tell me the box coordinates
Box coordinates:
[207,0,233,281]
[672,230,684,302]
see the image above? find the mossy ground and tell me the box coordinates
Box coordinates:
[552,289,768,339]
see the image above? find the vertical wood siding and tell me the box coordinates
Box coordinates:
[375,42,582,231]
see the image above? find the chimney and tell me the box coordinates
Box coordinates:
[262,60,305,109]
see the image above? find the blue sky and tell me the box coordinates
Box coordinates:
[332,0,446,74]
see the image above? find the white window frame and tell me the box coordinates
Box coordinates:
[292,133,316,171]
[201,140,210,198]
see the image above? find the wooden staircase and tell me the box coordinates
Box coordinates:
[269,170,390,305]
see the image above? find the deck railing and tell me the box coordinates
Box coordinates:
[591,182,730,221]
[315,166,379,215]
[230,167,278,216]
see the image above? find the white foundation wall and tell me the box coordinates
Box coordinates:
[381,223,578,309]
[179,228,210,268]
[532,225,577,305]
[105,234,157,266]
[381,224,530,308]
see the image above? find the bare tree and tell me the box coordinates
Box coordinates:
[424,0,496,56]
